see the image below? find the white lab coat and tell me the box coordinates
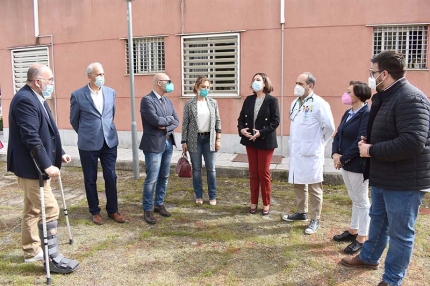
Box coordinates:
[288,93,335,184]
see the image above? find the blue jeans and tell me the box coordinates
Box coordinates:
[142,138,173,211]
[359,186,425,286]
[189,134,216,200]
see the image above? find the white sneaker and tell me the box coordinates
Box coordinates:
[304,219,320,235]
[24,250,44,263]
[209,200,217,206]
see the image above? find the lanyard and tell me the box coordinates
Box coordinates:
[289,96,314,122]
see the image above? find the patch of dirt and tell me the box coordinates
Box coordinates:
[0,161,429,286]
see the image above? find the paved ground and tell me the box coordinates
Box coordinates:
[0,139,343,184]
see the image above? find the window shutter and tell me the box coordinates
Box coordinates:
[11,47,49,93]
[182,33,240,96]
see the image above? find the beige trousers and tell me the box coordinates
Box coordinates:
[18,177,59,259]
[293,182,323,220]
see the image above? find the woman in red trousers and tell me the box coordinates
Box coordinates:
[237,73,280,215]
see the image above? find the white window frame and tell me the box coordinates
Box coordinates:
[372,25,428,69]
[11,46,50,95]
[181,33,240,97]
[125,37,165,75]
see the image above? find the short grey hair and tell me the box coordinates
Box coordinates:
[26,65,43,82]
[304,72,316,88]
[86,62,102,75]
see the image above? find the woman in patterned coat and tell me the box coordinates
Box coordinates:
[181,76,222,206]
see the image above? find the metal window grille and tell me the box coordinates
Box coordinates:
[182,33,240,96]
[11,47,49,93]
[125,37,165,74]
[373,26,428,69]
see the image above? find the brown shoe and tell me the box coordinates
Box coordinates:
[341,255,379,270]
[108,212,125,223]
[377,282,389,286]
[144,211,156,225]
[154,205,171,217]
[92,214,104,225]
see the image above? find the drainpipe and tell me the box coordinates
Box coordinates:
[34,1,58,124]
[181,0,185,34]
[280,0,285,156]
[34,0,39,37]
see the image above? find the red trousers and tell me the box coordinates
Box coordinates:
[246,146,274,206]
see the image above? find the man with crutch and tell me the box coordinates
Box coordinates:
[7,63,79,275]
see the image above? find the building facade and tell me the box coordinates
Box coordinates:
[1,0,429,156]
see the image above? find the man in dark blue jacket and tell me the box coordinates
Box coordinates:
[341,51,429,286]
[7,63,78,274]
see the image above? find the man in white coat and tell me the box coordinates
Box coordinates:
[282,72,335,234]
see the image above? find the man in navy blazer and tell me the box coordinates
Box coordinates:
[70,62,125,225]
[8,64,78,273]
[140,73,179,224]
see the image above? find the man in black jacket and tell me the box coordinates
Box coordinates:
[340,51,429,286]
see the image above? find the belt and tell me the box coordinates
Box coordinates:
[197,132,210,136]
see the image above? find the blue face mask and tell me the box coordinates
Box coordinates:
[199,89,209,97]
[165,82,174,93]
[94,76,105,88]
[252,81,263,92]
[42,84,54,98]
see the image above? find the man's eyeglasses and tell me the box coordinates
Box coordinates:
[369,70,382,78]
[159,80,172,84]
[38,77,54,84]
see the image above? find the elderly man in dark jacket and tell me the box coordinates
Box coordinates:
[341,50,429,286]
[8,63,79,273]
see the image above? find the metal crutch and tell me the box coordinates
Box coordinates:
[31,154,51,285]
[58,175,73,245]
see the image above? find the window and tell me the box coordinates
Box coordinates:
[125,37,165,74]
[182,33,240,97]
[11,47,49,94]
[373,26,428,69]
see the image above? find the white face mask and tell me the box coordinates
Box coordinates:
[368,73,383,91]
[294,84,306,97]
[368,77,376,90]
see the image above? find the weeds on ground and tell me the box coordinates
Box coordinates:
[0,162,429,286]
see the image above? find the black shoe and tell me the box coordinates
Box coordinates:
[333,230,357,242]
[144,211,156,225]
[344,240,363,254]
[154,205,171,217]
[281,212,308,222]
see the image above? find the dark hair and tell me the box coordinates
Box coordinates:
[349,80,371,102]
[251,72,274,94]
[193,75,210,94]
[371,50,406,80]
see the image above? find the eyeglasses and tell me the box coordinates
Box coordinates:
[38,77,54,84]
[159,80,172,84]
[369,70,382,78]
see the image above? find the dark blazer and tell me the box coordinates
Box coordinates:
[70,85,119,151]
[332,104,370,173]
[7,85,64,179]
[139,91,179,153]
[237,93,280,150]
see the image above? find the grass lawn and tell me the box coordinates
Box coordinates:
[1,162,429,286]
